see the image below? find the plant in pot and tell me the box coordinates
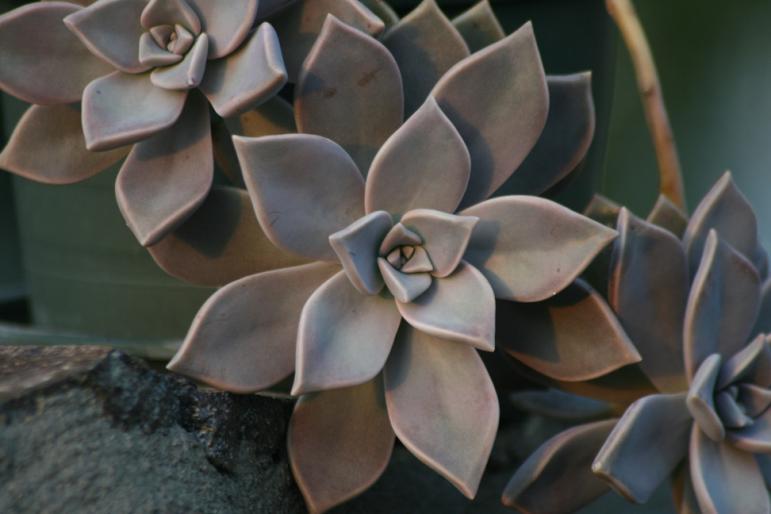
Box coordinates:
[160,4,646,511]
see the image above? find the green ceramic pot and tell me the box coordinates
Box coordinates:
[2,94,212,354]
[0,97,24,307]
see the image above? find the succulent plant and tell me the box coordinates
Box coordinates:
[0,0,384,245]
[501,173,771,514]
[163,8,627,512]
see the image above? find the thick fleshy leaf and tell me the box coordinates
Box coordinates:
[509,389,613,420]
[432,22,548,207]
[686,354,725,441]
[200,23,287,118]
[150,33,208,90]
[384,325,499,498]
[63,0,148,73]
[581,194,622,296]
[270,0,385,82]
[396,262,494,351]
[116,92,212,246]
[727,405,771,453]
[378,259,432,303]
[736,383,771,419]
[293,272,402,395]
[609,209,689,392]
[295,15,402,175]
[451,0,504,53]
[382,0,469,116]
[647,194,688,238]
[593,393,692,503]
[684,230,761,380]
[288,378,395,514]
[148,186,310,287]
[0,2,112,104]
[530,362,658,406]
[690,424,770,514]
[82,71,188,151]
[140,0,201,34]
[167,262,338,392]
[462,196,617,302]
[233,134,365,261]
[186,0,257,59]
[502,420,615,513]
[379,223,422,254]
[365,97,470,217]
[329,211,393,295]
[496,73,595,197]
[0,104,127,184]
[399,209,477,278]
[497,280,641,382]
[718,333,769,389]
[684,171,765,276]
[716,391,753,429]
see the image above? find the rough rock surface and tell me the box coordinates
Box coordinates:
[0,346,675,514]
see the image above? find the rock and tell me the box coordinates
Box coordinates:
[0,346,305,514]
[0,346,676,514]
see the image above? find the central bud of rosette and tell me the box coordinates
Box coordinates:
[329,209,479,303]
[138,0,210,90]
[686,334,771,449]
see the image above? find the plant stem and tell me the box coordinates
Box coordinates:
[606,0,687,210]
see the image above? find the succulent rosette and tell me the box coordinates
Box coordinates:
[501,173,771,514]
[163,7,623,512]
[0,0,385,245]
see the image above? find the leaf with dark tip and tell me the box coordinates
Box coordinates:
[593,393,691,503]
[167,262,338,392]
[690,424,770,514]
[382,0,469,116]
[148,186,310,287]
[451,0,505,53]
[0,104,127,184]
[502,420,615,513]
[233,133,365,261]
[495,72,595,197]
[116,92,212,246]
[432,22,548,207]
[0,2,112,104]
[384,325,498,499]
[684,230,761,380]
[497,280,640,382]
[295,15,402,175]
[288,377,395,514]
[462,196,617,302]
[609,209,689,392]
[647,194,688,238]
